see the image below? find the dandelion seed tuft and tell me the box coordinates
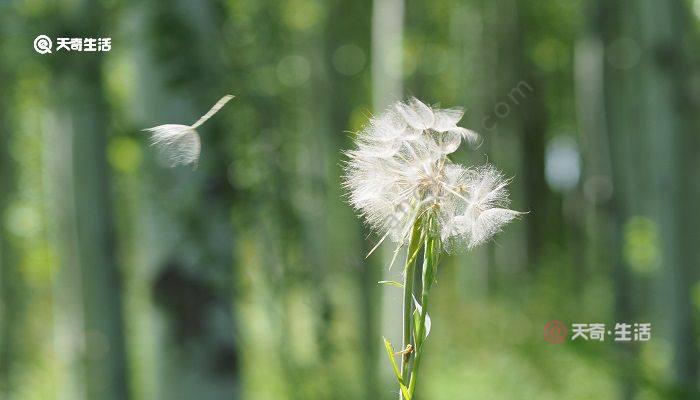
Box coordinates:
[343,97,520,251]
[143,94,234,167]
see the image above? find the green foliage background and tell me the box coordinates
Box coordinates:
[0,0,699,399]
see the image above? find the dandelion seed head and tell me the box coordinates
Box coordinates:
[344,97,519,251]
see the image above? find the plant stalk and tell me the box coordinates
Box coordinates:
[400,221,422,398]
[407,233,438,398]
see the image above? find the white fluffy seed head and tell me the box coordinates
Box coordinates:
[343,97,520,252]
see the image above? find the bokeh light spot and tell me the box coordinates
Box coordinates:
[277,55,311,87]
[532,38,567,72]
[108,136,142,173]
[623,216,660,274]
[545,136,581,193]
[5,203,40,238]
[282,0,321,31]
[332,44,366,76]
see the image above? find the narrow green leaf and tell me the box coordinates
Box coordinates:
[383,337,402,382]
[388,242,404,270]
[382,337,411,399]
[412,295,431,340]
[424,311,431,338]
[378,280,404,288]
[413,309,421,343]
[392,220,422,272]
[400,382,411,399]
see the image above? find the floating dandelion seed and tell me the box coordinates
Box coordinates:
[143,94,234,167]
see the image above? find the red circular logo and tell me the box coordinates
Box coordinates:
[543,320,568,344]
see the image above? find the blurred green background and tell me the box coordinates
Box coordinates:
[1,0,699,399]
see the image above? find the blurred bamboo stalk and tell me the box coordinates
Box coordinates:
[0,33,20,396]
[372,0,405,110]
[635,0,698,391]
[598,0,699,396]
[50,15,130,400]
[130,1,239,399]
[372,0,406,398]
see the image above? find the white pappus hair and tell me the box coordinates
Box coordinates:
[143,94,234,167]
[343,97,521,251]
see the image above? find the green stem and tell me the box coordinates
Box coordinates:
[407,233,439,398]
[400,222,422,392]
